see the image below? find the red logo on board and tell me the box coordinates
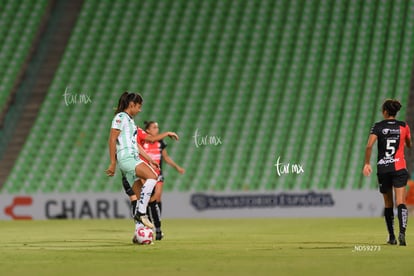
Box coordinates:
[4,196,33,220]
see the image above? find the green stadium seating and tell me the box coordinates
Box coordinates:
[0,0,48,112]
[3,0,414,194]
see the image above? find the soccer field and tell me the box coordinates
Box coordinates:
[0,218,413,276]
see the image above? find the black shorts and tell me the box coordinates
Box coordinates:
[377,169,409,194]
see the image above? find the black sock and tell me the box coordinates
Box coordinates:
[155,201,162,230]
[158,201,162,215]
[384,208,395,239]
[131,200,137,217]
[397,204,408,235]
[122,176,134,196]
[147,201,161,229]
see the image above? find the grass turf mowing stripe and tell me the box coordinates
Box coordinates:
[0,218,413,276]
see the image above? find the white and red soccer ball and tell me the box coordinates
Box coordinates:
[134,227,154,245]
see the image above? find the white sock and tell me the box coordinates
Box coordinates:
[137,179,157,214]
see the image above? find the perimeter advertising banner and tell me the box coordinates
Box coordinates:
[0,189,383,220]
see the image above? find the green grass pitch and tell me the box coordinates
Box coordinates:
[0,218,413,276]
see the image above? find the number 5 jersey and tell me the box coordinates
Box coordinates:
[370,119,411,174]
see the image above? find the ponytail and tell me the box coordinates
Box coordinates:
[115,92,143,114]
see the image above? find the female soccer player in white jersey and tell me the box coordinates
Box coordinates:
[122,128,179,220]
[363,99,412,246]
[125,122,183,242]
[106,92,158,229]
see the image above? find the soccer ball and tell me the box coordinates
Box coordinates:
[134,227,154,245]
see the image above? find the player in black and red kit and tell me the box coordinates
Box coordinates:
[363,99,412,246]
[138,121,185,240]
[124,121,184,242]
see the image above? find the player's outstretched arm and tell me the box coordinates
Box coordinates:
[145,131,179,142]
[162,149,185,174]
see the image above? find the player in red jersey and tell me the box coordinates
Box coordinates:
[141,121,185,240]
[363,99,412,246]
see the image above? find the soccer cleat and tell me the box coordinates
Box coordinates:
[387,238,397,245]
[134,213,154,229]
[398,233,406,246]
[156,230,164,241]
[132,235,139,244]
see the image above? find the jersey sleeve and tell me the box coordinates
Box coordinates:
[111,113,124,130]
[369,123,380,136]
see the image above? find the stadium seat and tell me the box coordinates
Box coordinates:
[2,0,414,194]
[0,0,48,113]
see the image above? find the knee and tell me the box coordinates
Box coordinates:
[146,172,157,181]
